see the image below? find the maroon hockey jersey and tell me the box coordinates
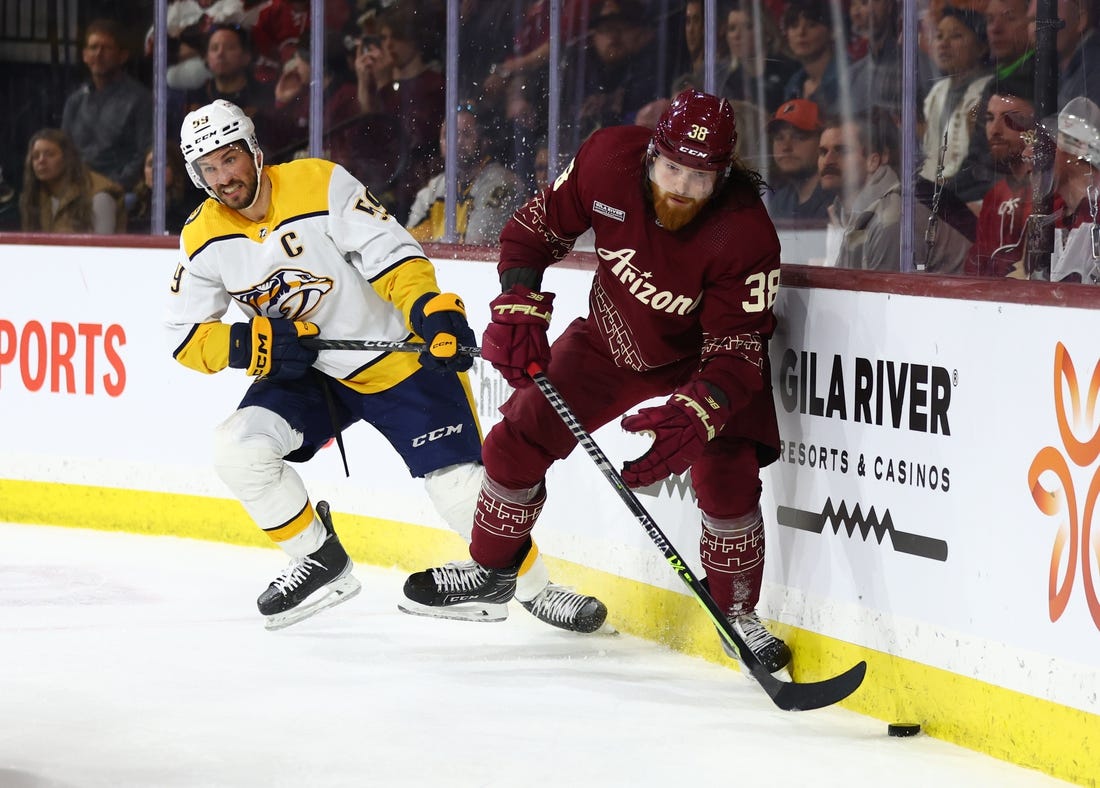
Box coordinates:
[499,125,782,458]
[966,175,1034,277]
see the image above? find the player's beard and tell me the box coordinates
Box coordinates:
[216,169,259,210]
[649,180,708,231]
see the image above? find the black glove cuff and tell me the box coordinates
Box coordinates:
[409,291,439,336]
[227,322,251,369]
[500,266,543,292]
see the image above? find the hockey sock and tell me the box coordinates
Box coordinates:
[470,476,545,568]
[699,508,765,615]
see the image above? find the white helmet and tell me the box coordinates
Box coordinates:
[180,99,263,203]
[1057,96,1100,169]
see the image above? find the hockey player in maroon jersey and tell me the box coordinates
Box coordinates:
[402,89,790,672]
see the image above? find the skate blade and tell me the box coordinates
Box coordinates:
[397,599,508,623]
[264,575,362,631]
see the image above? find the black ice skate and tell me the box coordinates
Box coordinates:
[398,557,519,623]
[520,583,609,633]
[719,611,792,674]
[258,501,361,631]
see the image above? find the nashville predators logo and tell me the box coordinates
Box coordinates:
[231,268,333,320]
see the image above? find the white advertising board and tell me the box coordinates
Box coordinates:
[0,242,1096,716]
[765,287,1100,713]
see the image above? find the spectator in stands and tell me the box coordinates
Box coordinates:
[1041,96,1100,282]
[406,103,526,244]
[127,145,202,235]
[721,0,798,114]
[175,24,278,152]
[671,0,730,95]
[144,0,245,90]
[61,19,152,192]
[781,0,843,113]
[358,3,446,220]
[19,128,126,234]
[948,0,1035,209]
[821,112,968,272]
[353,30,393,109]
[766,98,830,223]
[1027,0,1100,110]
[965,77,1036,277]
[846,0,931,122]
[920,6,993,183]
[560,0,663,154]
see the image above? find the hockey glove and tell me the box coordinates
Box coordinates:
[410,292,476,373]
[481,285,554,389]
[620,380,731,488]
[228,316,319,381]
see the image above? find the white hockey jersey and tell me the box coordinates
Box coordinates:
[166,158,444,393]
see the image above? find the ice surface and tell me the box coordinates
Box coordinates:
[0,523,1069,788]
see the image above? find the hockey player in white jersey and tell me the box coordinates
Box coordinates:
[167,99,607,632]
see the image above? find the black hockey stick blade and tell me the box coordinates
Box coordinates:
[301,337,481,356]
[526,362,867,711]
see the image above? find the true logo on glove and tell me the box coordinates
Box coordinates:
[672,392,718,440]
[492,303,552,321]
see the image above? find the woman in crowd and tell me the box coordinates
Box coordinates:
[919,6,992,183]
[19,128,126,234]
[721,0,797,115]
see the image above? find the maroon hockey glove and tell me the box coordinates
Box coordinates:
[410,292,477,373]
[620,380,731,488]
[481,285,554,388]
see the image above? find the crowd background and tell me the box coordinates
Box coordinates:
[1,0,1098,280]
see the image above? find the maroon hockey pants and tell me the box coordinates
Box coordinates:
[476,319,766,612]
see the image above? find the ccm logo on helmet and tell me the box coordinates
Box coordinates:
[678,146,707,158]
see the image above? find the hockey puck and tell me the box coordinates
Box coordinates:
[887,723,921,737]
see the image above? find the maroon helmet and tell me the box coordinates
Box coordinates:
[651,89,737,171]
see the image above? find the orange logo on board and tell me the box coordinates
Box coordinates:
[1028,342,1100,629]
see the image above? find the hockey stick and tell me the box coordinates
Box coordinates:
[525,362,867,712]
[301,338,481,356]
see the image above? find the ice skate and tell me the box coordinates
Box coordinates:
[520,583,609,633]
[399,559,518,622]
[719,610,791,674]
[258,501,361,630]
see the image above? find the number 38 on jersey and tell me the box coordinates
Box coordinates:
[743,269,779,313]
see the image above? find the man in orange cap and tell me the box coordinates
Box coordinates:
[766,98,830,224]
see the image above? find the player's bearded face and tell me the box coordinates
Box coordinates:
[213,161,259,209]
[197,144,259,209]
[648,155,717,231]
